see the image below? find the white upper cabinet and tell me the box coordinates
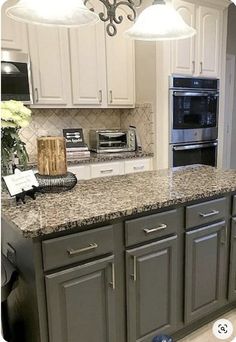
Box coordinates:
[172,0,223,78]
[106,8,135,107]
[28,25,71,106]
[172,0,196,75]
[196,5,221,77]
[69,2,107,107]
[1,0,28,52]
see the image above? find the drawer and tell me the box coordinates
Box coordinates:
[233,196,236,216]
[91,161,124,178]
[124,158,151,174]
[68,165,91,180]
[42,225,114,271]
[186,197,226,229]
[125,209,181,247]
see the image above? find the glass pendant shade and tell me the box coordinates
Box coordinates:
[5,0,99,27]
[125,1,196,41]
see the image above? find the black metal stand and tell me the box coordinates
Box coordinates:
[15,186,39,204]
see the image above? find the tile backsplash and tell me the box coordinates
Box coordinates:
[20,104,154,162]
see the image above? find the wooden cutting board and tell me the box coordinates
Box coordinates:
[37,137,67,176]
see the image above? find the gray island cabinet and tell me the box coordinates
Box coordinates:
[2,166,236,342]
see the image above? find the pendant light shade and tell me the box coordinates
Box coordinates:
[5,0,99,27]
[125,0,196,41]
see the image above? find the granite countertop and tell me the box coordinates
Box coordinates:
[27,151,154,169]
[2,165,236,239]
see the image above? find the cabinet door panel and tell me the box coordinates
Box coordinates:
[229,218,236,301]
[46,256,116,342]
[69,2,106,106]
[126,235,178,342]
[197,6,221,77]
[106,8,135,107]
[1,0,28,52]
[172,0,196,75]
[28,26,71,105]
[185,221,227,324]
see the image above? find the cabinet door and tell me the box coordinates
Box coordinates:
[106,9,135,107]
[185,221,227,324]
[28,25,71,106]
[196,6,222,77]
[45,255,116,342]
[172,0,196,75]
[229,218,236,302]
[1,0,28,52]
[69,2,106,107]
[126,235,178,342]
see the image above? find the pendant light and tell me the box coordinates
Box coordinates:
[5,0,99,27]
[125,0,196,41]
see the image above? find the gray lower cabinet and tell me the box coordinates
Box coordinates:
[229,218,236,301]
[45,255,116,342]
[185,221,227,324]
[126,235,178,342]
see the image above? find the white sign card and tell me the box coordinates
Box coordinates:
[3,170,39,197]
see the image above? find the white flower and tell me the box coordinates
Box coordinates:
[1,100,32,129]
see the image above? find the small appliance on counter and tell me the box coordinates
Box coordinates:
[89,128,137,153]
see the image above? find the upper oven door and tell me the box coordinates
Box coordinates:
[170,90,219,144]
[1,51,32,104]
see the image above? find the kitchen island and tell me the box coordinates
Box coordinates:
[2,165,236,342]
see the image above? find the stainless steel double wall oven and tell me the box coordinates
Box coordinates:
[169,76,219,167]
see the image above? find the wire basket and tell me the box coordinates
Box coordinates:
[35,172,77,193]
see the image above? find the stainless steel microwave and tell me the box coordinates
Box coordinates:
[1,50,33,104]
[89,129,136,153]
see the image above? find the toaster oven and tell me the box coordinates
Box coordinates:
[89,129,136,153]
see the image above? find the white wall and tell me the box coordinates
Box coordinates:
[227,4,236,168]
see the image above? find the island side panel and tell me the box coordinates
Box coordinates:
[1,217,48,342]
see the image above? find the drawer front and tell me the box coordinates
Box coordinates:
[124,158,151,174]
[42,225,114,271]
[125,209,181,247]
[91,162,124,178]
[68,165,91,180]
[186,197,226,229]
[233,196,236,217]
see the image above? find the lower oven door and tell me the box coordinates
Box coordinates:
[172,142,218,167]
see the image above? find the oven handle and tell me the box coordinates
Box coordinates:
[173,91,218,97]
[173,142,218,151]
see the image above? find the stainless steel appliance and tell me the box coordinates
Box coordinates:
[169,76,219,167]
[172,141,218,167]
[170,76,219,144]
[1,50,33,104]
[89,129,136,153]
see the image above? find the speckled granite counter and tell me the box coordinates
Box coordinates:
[27,151,154,169]
[2,165,236,238]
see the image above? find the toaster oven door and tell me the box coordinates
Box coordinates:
[98,132,128,150]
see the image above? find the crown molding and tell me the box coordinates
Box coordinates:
[181,0,230,9]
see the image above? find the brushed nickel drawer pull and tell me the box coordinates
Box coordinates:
[199,210,220,218]
[109,90,113,103]
[200,62,203,74]
[100,169,113,174]
[67,243,98,256]
[192,61,195,74]
[131,255,137,282]
[220,226,227,244]
[35,87,39,102]
[109,263,116,290]
[133,165,144,171]
[99,90,102,103]
[143,224,167,234]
